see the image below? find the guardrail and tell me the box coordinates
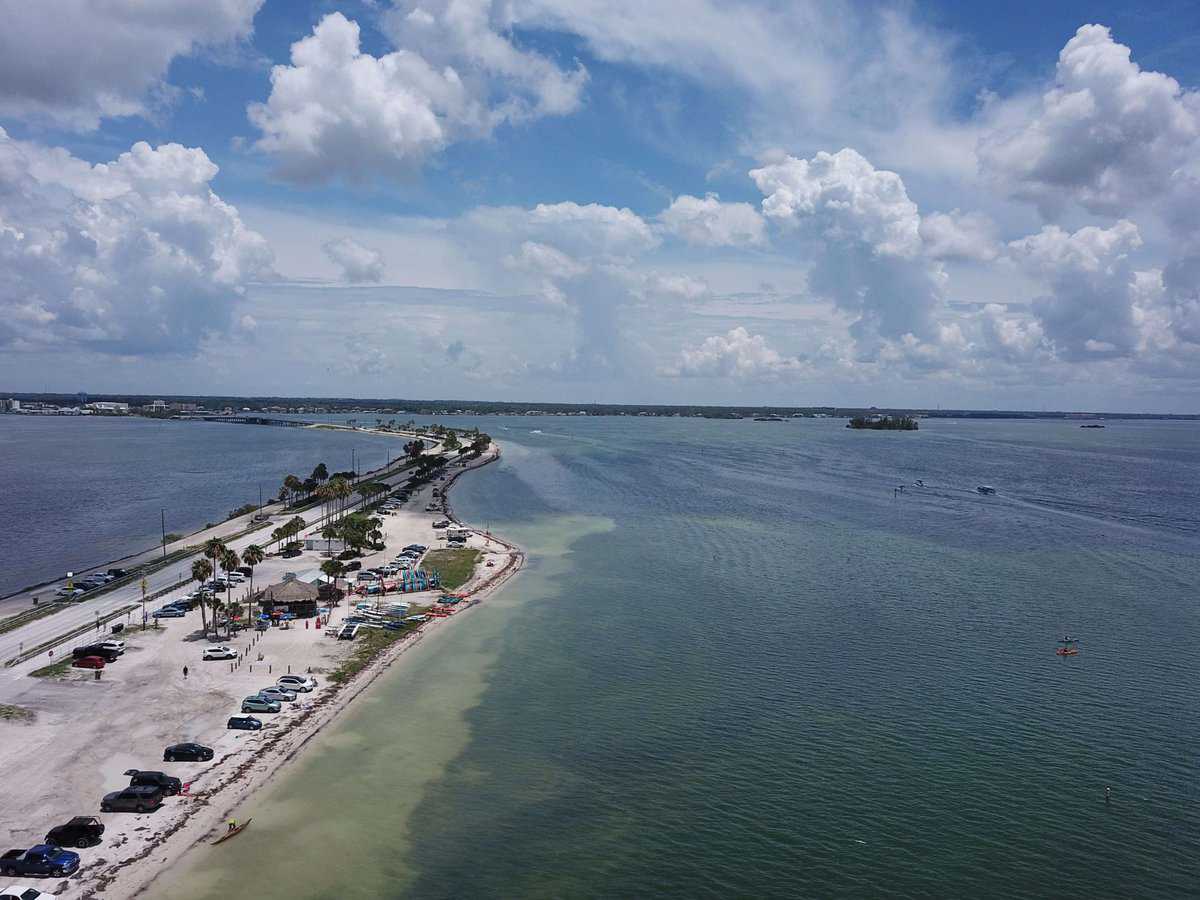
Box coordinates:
[3,575,190,668]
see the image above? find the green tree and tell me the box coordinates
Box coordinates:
[190,558,213,636]
[312,462,329,484]
[320,558,344,585]
[219,547,240,638]
[443,431,460,451]
[242,543,265,618]
[282,474,304,505]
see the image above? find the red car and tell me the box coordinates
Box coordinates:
[72,655,106,669]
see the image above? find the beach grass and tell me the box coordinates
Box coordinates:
[0,703,36,723]
[329,627,408,685]
[423,549,481,591]
[29,658,74,679]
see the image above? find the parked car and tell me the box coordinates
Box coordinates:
[257,686,296,703]
[227,715,262,731]
[235,565,254,576]
[44,817,104,849]
[202,646,237,661]
[54,587,82,598]
[163,742,214,762]
[344,561,361,571]
[71,656,105,670]
[0,883,59,900]
[241,696,280,714]
[99,786,164,813]
[96,640,125,655]
[152,606,185,618]
[276,675,316,693]
[126,771,183,796]
[71,645,119,663]
[0,846,80,878]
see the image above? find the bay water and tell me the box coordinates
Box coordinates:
[144,417,1199,899]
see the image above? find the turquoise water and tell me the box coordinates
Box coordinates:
[140,419,1200,897]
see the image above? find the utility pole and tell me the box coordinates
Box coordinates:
[160,509,167,558]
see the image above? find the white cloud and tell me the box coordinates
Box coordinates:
[919,210,999,262]
[980,24,1200,218]
[0,129,272,354]
[751,148,946,351]
[662,326,803,379]
[323,236,386,283]
[1007,220,1142,359]
[752,148,921,257]
[251,9,585,182]
[0,0,263,130]
[659,194,766,246]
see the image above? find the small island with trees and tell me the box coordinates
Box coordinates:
[847,415,919,431]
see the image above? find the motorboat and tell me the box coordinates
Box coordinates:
[976,485,996,495]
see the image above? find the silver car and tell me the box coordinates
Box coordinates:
[257,686,296,703]
[241,696,280,713]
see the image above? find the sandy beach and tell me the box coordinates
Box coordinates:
[0,443,521,900]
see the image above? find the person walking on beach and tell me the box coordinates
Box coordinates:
[182,665,188,680]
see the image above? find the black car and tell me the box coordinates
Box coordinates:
[164,742,214,763]
[106,568,128,578]
[227,715,263,731]
[72,645,120,663]
[45,816,105,849]
[100,785,164,813]
[126,770,183,795]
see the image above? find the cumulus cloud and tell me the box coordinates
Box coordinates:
[1007,220,1143,359]
[0,0,263,130]
[251,9,586,182]
[752,148,921,257]
[751,148,946,353]
[323,236,386,283]
[659,194,766,246]
[919,210,999,262]
[0,129,272,354]
[980,24,1200,218]
[662,326,803,379]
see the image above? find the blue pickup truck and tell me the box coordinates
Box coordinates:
[0,844,81,877]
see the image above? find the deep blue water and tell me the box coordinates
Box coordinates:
[0,416,398,594]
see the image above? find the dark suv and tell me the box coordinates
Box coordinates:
[127,770,183,796]
[45,816,105,849]
[100,785,164,813]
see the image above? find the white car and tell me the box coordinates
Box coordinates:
[276,674,316,693]
[1,885,58,900]
[202,646,237,661]
[97,640,125,655]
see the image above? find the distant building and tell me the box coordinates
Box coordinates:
[2,398,19,412]
[146,399,167,412]
[170,402,199,412]
[87,401,130,413]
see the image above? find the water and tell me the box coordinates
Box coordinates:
[0,416,403,594]
[150,416,1200,899]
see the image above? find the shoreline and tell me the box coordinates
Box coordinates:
[75,444,523,900]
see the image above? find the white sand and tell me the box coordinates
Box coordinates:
[0,447,520,899]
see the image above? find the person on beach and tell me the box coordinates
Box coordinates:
[228,819,238,833]
[183,665,189,680]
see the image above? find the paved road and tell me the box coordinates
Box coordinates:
[0,447,445,676]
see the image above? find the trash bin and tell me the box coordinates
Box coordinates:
[111,623,124,634]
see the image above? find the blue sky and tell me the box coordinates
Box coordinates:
[1,1,1199,411]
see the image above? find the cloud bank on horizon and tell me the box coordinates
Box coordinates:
[0,1,1198,411]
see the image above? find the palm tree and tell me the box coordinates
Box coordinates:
[202,539,226,636]
[319,558,344,585]
[282,474,303,507]
[219,547,240,639]
[242,543,265,620]
[321,522,340,557]
[312,462,329,485]
[190,558,213,636]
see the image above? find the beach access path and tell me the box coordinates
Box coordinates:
[0,434,442,679]
[0,444,518,900]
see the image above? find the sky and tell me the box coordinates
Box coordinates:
[1,2,1199,412]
